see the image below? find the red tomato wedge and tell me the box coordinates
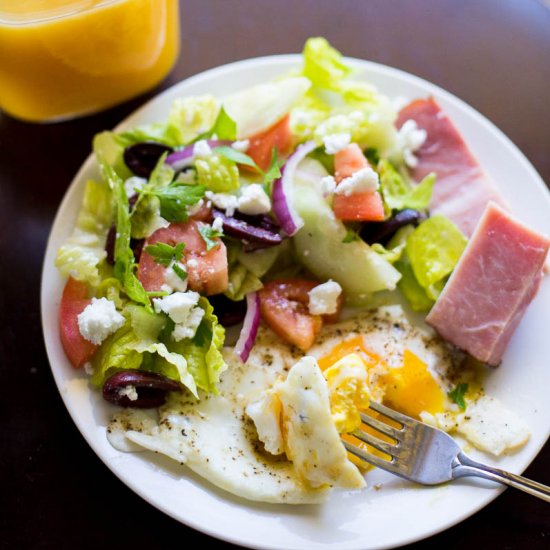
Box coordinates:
[332,192,385,222]
[59,277,98,368]
[245,114,293,172]
[332,143,385,222]
[258,279,323,351]
[138,219,228,295]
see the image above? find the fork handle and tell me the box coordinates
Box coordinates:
[453,452,550,503]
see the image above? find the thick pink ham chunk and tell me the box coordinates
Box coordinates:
[397,98,506,236]
[426,202,549,366]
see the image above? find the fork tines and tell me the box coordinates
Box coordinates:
[343,401,409,473]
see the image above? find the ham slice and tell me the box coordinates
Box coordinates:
[426,202,549,366]
[396,98,506,236]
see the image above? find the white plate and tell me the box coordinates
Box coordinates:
[41,55,550,550]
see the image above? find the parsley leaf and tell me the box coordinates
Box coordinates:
[145,242,185,266]
[448,383,468,410]
[151,183,206,222]
[191,105,237,143]
[263,148,283,187]
[198,224,223,251]
[213,145,259,169]
[172,262,188,281]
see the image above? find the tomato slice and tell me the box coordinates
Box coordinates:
[59,277,98,368]
[138,219,228,295]
[245,114,293,172]
[332,192,385,222]
[258,279,323,351]
[332,143,385,222]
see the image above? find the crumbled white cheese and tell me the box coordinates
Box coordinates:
[83,362,94,376]
[335,166,379,196]
[456,396,530,456]
[205,191,238,216]
[163,262,188,293]
[323,133,351,155]
[193,139,213,159]
[77,297,125,345]
[153,291,204,341]
[187,197,204,216]
[237,184,271,215]
[397,119,427,168]
[186,258,199,269]
[176,169,196,185]
[171,307,205,341]
[118,385,139,402]
[232,139,250,152]
[124,177,146,198]
[211,216,224,233]
[319,175,337,196]
[308,280,342,315]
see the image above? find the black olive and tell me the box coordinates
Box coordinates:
[103,370,183,408]
[361,209,427,245]
[105,224,116,265]
[208,294,247,327]
[123,142,173,178]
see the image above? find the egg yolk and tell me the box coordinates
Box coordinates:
[382,349,445,419]
[318,336,382,372]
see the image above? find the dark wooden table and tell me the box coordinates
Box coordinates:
[2,1,549,548]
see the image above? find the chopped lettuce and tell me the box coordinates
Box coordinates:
[55,179,112,286]
[302,37,352,90]
[290,38,398,154]
[378,160,435,211]
[115,123,177,148]
[225,263,264,301]
[195,153,240,192]
[93,131,132,180]
[166,95,220,145]
[405,215,468,300]
[395,253,435,312]
[168,297,227,394]
[91,323,143,387]
[126,304,166,341]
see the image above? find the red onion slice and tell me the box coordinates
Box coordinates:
[234,292,261,363]
[271,140,317,236]
[165,140,231,171]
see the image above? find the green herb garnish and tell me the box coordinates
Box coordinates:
[448,383,468,410]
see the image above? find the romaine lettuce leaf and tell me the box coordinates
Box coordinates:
[378,160,435,211]
[55,179,112,286]
[166,95,220,145]
[91,323,142,387]
[395,253,435,312]
[195,153,240,192]
[302,37,352,90]
[93,131,132,180]
[405,215,467,300]
[168,297,227,394]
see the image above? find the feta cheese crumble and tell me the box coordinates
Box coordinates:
[153,291,204,341]
[193,139,213,159]
[237,184,271,215]
[77,297,125,345]
[205,191,238,217]
[212,216,224,233]
[335,166,379,197]
[124,177,146,198]
[319,175,337,196]
[397,119,427,168]
[231,139,250,153]
[163,262,188,293]
[118,385,138,402]
[323,133,351,155]
[308,280,343,315]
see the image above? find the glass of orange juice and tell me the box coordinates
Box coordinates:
[0,0,180,122]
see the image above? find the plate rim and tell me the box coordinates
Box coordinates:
[41,53,550,550]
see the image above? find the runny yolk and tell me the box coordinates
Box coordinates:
[318,336,382,372]
[382,349,445,419]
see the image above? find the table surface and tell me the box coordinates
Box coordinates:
[2,1,549,548]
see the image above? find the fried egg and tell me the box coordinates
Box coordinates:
[108,305,530,503]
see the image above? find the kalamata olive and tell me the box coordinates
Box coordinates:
[103,370,182,408]
[130,238,144,263]
[105,224,116,265]
[208,294,247,327]
[212,209,283,249]
[360,209,427,245]
[123,142,173,178]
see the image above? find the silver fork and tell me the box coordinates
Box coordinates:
[343,401,550,502]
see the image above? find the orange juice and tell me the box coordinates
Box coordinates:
[0,0,179,122]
